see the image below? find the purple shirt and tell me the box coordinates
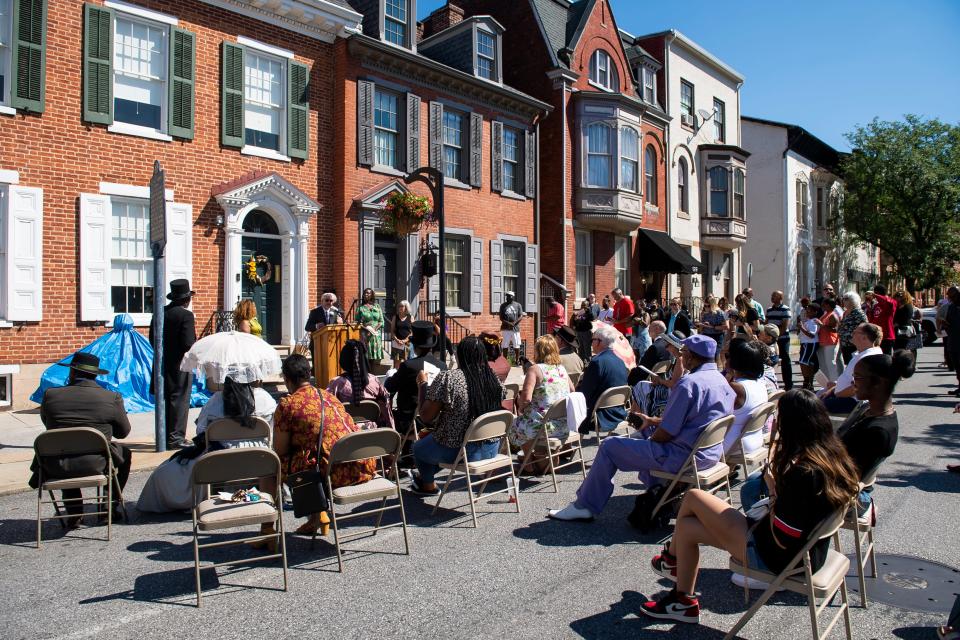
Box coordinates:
[658,362,736,470]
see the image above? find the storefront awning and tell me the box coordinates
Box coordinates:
[636,229,704,275]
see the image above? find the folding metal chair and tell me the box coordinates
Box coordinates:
[343,400,382,428]
[648,415,735,522]
[589,385,632,442]
[726,503,854,640]
[325,429,409,572]
[651,359,673,376]
[503,383,521,414]
[190,448,287,607]
[839,465,880,608]
[763,389,785,446]
[516,398,587,492]
[726,402,777,482]
[568,371,581,387]
[34,427,123,548]
[432,410,520,527]
[204,417,272,449]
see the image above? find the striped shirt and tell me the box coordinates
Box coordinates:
[766,303,792,335]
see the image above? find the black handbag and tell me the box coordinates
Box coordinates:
[287,396,330,518]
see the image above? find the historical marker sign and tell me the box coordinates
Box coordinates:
[149,160,166,253]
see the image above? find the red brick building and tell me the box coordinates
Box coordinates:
[458,0,670,318]
[0,0,548,408]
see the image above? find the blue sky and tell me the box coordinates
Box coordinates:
[416,0,960,150]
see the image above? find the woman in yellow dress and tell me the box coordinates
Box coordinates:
[233,299,263,338]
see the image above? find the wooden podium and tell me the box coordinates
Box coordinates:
[312,324,360,388]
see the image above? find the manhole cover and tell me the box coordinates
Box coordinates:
[846,553,959,613]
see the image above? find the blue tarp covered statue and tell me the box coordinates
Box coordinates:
[30,313,210,412]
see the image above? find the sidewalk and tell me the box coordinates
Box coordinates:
[0,406,201,496]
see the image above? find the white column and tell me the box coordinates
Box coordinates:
[297,231,309,341]
[282,232,295,345]
[223,227,243,312]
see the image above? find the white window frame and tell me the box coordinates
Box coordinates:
[502,240,523,299]
[589,50,619,92]
[241,45,288,159]
[442,108,465,182]
[373,87,400,170]
[109,196,154,324]
[733,168,745,219]
[0,0,12,110]
[642,66,656,104]
[709,166,729,216]
[677,157,688,212]
[575,230,593,300]
[502,125,521,195]
[795,178,808,227]
[383,0,408,48]
[644,144,657,206]
[614,236,630,293]
[680,80,694,119]
[815,185,825,228]
[619,127,639,193]
[585,122,613,188]
[444,234,467,311]
[108,6,174,139]
[475,28,497,82]
[713,98,725,143]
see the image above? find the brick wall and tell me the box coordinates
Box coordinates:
[0,0,335,365]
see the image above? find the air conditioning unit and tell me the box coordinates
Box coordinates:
[681,113,694,127]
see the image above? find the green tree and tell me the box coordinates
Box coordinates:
[836,115,960,292]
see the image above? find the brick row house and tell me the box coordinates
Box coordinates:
[0,0,549,409]
[457,0,670,320]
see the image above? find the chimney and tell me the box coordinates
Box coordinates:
[416,21,424,43]
[422,2,464,39]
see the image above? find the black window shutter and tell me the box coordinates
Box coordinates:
[524,130,536,198]
[82,3,112,124]
[469,112,483,188]
[11,0,46,113]
[220,42,244,148]
[491,121,503,193]
[168,27,195,139]
[429,101,443,171]
[287,60,309,160]
[357,80,375,166]
[405,92,421,172]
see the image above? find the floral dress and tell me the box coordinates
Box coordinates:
[274,385,376,488]
[356,303,385,361]
[509,364,571,447]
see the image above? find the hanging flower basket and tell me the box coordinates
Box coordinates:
[380,191,435,238]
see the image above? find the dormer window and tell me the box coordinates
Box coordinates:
[476,29,496,80]
[384,0,408,47]
[641,67,656,104]
[589,50,619,92]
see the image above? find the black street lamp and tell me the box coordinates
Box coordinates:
[404,167,447,353]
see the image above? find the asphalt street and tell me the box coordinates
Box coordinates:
[0,346,957,640]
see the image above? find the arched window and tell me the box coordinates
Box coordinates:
[733,169,745,219]
[242,210,279,235]
[586,123,612,188]
[677,157,689,212]
[709,166,728,216]
[619,127,639,192]
[644,145,657,205]
[589,50,619,92]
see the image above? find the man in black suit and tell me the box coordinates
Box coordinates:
[31,352,132,526]
[384,320,446,433]
[150,278,196,449]
[304,292,343,333]
[630,320,671,384]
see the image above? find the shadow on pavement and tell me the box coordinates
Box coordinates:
[892,626,937,639]
[569,589,730,639]
[511,495,668,547]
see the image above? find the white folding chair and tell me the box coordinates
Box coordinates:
[589,385,632,442]
[726,503,854,640]
[432,410,520,527]
[516,398,587,492]
[726,402,777,482]
[763,390,785,446]
[326,429,410,572]
[838,466,880,608]
[651,359,673,376]
[190,448,287,607]
[503,383,521,415]
[34,427,124,548]
[648,415,735,522]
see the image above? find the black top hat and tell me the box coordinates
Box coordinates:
[57,352,109,376]
[167,278,195,301]
[553,325,578,346]
[410,320,437,348]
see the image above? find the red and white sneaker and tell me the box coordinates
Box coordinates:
[650,547,677,581]
[640,589,700,624]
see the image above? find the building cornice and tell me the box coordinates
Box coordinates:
[349,35,552,120]
[198,0,362,43]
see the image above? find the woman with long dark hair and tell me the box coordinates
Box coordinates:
[409,336,505,494]
[355,287,385,364]
[640,389,860,624]
[326,339,394,430]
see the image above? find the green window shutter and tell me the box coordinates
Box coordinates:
[168,27,195,139]
[10,0,47,113]
[287,60,309,160]
[221,42,244,148]
[82,3,113,124]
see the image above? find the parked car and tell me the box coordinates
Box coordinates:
[921,307,939,346]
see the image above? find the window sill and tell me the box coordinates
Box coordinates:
[370,164,406,178]
[443,178,472,190]
[587,80,617,93]
[677,210,690,220]
[644,203,660,214]
[107,122,174,142]
[500,190,526,201]
[106,313,152,328]
[443,309,472,318]
[241,145,291,163]
[680,123,695,133]
[0,320,13,329]
[0,105,15,117]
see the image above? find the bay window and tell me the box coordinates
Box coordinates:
[710,166,728,216]
[733,169,745,219]
[586,123,612,188]
[619,127,639,192]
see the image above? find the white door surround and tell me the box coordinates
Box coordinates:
[214,172,320,345]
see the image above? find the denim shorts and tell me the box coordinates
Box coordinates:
[745,533,771,573]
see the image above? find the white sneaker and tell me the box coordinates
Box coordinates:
[731,572,782,591]
[547,503,595,522]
